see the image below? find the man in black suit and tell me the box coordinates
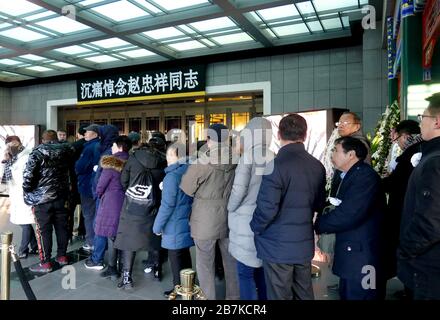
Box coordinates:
[315,136,387,300]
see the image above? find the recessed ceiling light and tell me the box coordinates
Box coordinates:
[0,27,48,42]
[151,0,208,11]
[90,38,131,48]
[168,40,206,51]
[0,59,21,65]
[36,16,90,33]
[190,17,236,32]
[54,45,91,55]
[119,49,156,58]
[84,55,119,63]
[91,0,149,22]
[18,54,46,61]
[26,66,53,72]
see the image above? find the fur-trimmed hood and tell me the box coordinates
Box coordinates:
[100,154,127,172]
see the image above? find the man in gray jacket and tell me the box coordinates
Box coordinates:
[180,123,239,300]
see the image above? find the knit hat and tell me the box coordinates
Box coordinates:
[78,125,87,136]
[207,123,229,143]
[128,131,141,143]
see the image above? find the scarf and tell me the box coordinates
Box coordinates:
[403,134,424,151]
[1,145,24,183]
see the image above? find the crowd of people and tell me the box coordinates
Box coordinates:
[1,92,439,300]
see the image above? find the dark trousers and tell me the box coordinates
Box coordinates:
[339,277,386,300]
[237,261,267,300]
[263,261,314,300]
[107,237,119,268]
[33,198,69,264]
[18,224,38,255]
[145,249,167,267]
[79,194,96,246]
[168,248,192,287]
[121,250,136,273]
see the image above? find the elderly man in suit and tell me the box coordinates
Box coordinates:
[315,136,387,300]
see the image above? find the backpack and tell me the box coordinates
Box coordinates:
[124,156,157,217]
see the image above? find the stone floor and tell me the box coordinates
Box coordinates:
[1,207,404,300]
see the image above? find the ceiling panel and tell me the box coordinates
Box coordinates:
[0,0,369,83]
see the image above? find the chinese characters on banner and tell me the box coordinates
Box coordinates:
[422,0,440,70]
[77,65,206,104]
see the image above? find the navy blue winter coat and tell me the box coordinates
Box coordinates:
[92,125,119,198]
[315,161,386,281]
[75,137,100,197]
[250,143,326,264]
[153,160,194,250]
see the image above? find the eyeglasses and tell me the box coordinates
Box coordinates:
[392,135,401,142]
[335,121,359,127]
[417,114,437,121]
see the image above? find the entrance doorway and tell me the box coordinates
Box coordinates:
[59,94,262,143]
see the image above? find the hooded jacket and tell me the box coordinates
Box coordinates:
[227,118,275,268]
[180,143,238,240]
[92,125,119,198]
[153,159,194,250]
[94,151,128,237]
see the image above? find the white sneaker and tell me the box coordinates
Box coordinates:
[144,267,152,274]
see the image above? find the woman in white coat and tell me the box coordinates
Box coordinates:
[0,136,38,259]
[227,117,275,300]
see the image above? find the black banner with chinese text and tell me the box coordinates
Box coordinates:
[76,65,206,105]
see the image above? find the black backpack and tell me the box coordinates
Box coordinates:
[124,156,157,217]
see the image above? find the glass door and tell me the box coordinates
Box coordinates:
[232,112,249,132]
[209,113,226,125]
[110,118,125,135]
[66,120,76,142]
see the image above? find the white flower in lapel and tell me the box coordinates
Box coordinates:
[411,152,422,167]
[328,197,342,206]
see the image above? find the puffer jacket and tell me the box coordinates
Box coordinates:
[94,151,128,237]
[23,141,74,206]
[153,159,194,250]
[180,143,238,240]
[228,117,275,268]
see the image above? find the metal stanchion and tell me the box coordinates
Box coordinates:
[1,231,13,300]
[171,268,206,300]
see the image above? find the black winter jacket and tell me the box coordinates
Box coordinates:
[382,141,423,279]
[23,141,74,206]
[397,137,440,297]
[114,146,166,252]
